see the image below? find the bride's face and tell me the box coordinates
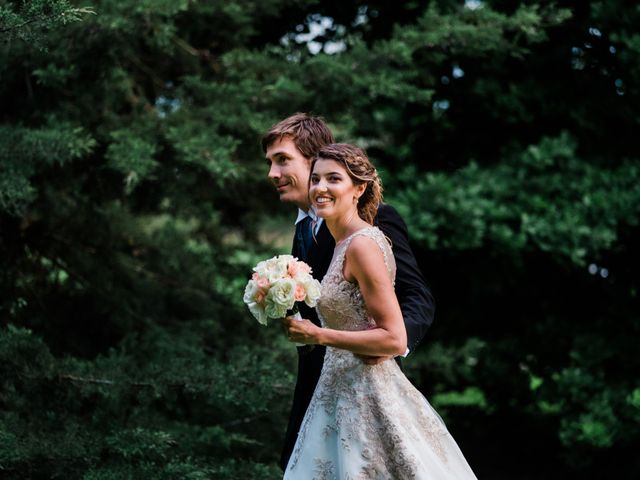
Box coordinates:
[310,159,365,221]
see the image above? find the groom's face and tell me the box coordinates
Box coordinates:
[266,136,312,209]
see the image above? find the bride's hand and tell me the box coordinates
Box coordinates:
[281,316,321,345]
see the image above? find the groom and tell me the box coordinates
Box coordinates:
[262,113,435,471]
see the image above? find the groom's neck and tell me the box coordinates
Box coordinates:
[294,200,312,212]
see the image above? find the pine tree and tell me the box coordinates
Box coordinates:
[1,1,638,478]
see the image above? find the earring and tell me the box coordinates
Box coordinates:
[353,196,358,205]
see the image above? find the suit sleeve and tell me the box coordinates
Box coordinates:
[375,203,435,352]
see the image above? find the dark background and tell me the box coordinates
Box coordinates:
[1,0,639,478]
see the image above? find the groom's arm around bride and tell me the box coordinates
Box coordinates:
[374,202,434,356]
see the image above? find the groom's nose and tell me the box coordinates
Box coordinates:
[268,163,280,180]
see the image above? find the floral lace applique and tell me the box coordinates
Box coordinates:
[314,458,336,480]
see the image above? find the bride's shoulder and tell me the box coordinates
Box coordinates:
[353,226,390,246]
[353,225,383,239]
[343,231,393,284]
[345,227,388,260]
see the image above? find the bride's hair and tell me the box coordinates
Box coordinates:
[312,143,383,224]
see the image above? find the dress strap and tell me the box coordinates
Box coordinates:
[337,226,395,280]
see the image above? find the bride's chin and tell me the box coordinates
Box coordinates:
[313,204,330,217]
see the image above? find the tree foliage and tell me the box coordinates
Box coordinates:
[1,0,639,478]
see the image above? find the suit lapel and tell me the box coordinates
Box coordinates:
[308,222,335,282]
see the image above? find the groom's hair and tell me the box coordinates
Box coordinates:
[261,113,335,160]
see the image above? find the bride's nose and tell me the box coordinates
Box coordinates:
[312,179,327,191]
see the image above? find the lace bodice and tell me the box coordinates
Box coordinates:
[316,226,396,332]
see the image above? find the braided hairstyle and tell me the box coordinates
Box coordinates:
[312,143,383,224]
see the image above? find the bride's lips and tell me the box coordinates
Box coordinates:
[314,196,333,207]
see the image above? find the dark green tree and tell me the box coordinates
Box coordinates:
[1,0,638,478]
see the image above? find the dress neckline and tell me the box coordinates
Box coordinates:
[335,226,376,246]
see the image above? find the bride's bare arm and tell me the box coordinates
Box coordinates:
[284,235,407,357]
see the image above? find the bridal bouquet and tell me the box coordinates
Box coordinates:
[243,255,321,326]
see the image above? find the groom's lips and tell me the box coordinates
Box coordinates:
[276,183,289,192]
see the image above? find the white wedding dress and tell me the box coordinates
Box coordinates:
[284,226,477,480]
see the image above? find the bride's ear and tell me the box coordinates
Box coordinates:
[355,183,366,198]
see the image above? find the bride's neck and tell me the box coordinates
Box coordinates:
[325,209,369,244]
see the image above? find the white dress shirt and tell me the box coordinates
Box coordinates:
[294,208,323,235]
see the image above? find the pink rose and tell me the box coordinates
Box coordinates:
[294,284,306,302]
[256,277,269,290]
[252,272,259,281]
[298,262,312,274]
[287,262,299,277]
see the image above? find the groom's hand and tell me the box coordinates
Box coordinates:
[355,354,392,365]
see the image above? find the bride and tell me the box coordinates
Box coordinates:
[282,143,477,479]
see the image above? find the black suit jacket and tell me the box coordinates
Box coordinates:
[279,203,435,470]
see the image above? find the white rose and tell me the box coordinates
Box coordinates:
[265,278,296,318]
[301,277,321,307]
[277,254,295,265]
[294,271,313,283]
[261,257,287,283]
[247,301,268,325]
[243,279,259,304]
[253,260,269,278]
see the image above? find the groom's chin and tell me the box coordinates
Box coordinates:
[279,191,305,206]
[278,192,292,203]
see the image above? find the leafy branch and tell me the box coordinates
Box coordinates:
[0,7,95,34]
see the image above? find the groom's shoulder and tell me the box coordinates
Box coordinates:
[375,202,408,228]
[376,202,397,216]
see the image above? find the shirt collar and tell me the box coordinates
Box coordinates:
[294,208,323,233]
[295,208,319,225]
